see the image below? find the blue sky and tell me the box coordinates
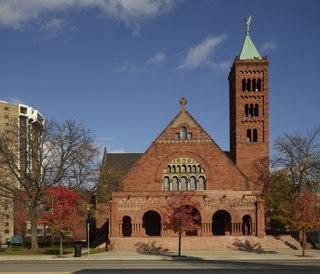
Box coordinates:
[0,0,319,155]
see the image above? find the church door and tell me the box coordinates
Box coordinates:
[212,210,232,235]
[143,211,161,236]
[122,216,132,237]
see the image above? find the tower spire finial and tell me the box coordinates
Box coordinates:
[245,15,252,35]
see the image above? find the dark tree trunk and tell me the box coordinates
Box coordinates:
[30,211,39,252]
[178,230,182,257]
[302,230,306,257]
[59,232,63,257]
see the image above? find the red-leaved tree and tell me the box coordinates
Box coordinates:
[285,187,320,256]
[163,194,200,256]
[40,186,82,257]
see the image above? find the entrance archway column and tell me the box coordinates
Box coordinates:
[256,198,265,238]
[201,222,212,235]
[232,222,242,236]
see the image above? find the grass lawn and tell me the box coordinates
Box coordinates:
[0,245,105,256]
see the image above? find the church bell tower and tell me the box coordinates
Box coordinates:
[228,16,269,185]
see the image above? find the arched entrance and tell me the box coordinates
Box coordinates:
[242,215,252,235]
[143,211,161,236]
[122,216,132,237]
[185,207,201,236]
[212,210,232,235]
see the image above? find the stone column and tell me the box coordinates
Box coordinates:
[256,198,265,238]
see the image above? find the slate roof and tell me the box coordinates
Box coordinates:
[101,149,143,175]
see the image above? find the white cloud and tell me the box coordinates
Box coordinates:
[40,18,66,39]
[146,52,166,66]
[178,34,227,70]
[0,0,179,33]
[260,41,277,53]
[115,51,166,73]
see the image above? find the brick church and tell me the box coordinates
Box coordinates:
[98,18,269,251]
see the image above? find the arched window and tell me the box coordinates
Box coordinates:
[242,79,246,92]
[162,157,206,192]
[181,177,187,191]
[190,177,196,190]
[172,177,179,191]
[163,177,170,191]
[180,126,187,140]
[198,177,205,190]
[253,129,258,142]
[247,129,252,142]
[254,104,259,117]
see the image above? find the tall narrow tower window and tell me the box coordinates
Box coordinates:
[253,129,258,142]
[257,79,262,91]
[180,126,187,140]
[247,79,251,92]
[246,129,252,142]
[254,104,259,117]
[249,104,254,117]
[242,79,246,92]
[252,79,257,91]
[245,104,249,117]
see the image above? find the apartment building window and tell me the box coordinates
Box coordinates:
[4,115,9,119]
[4,106,9,111]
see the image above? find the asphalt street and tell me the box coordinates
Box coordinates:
[1,260,320,274]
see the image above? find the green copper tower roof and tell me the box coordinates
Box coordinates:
[239,15,261,60]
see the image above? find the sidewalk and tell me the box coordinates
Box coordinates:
[0,249,320,261]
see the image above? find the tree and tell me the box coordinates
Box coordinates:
[0,119,99,251]
[284,187,320,256]
[0,197,13,242]
[40,186,82,257]
[273,126,320,193]
[163,194,200,256]
[97,165,125,202]
[262,169,292,232]
[263,127,320,254]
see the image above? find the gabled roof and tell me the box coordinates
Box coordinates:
[155,97,213,145]
[101,148,143,175]
[239,15,262,60]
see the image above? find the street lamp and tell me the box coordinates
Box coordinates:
[87,206,90,257]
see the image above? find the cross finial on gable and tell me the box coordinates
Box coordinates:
[180,97,188,110]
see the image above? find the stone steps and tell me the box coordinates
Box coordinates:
[108,235,301,252]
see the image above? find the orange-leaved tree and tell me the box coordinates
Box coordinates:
[40,185,82,257]
[285,187,320,256]
[163,194,200,256]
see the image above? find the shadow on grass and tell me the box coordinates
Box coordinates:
[232,239,278,254]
